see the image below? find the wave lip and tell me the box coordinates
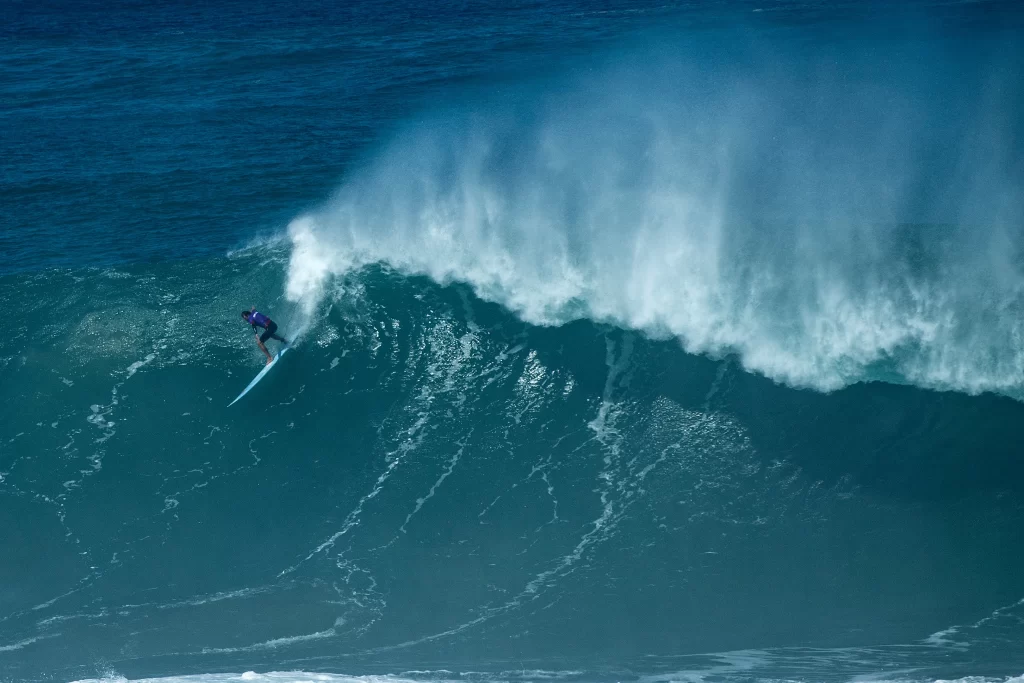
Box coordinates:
[285,35,1024,398]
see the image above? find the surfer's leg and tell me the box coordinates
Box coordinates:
[262,321,287,344]
[256,338,273,363]
[259,323,275,344]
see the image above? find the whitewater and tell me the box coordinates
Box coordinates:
[3,1,1024,682]
[283,37,1024,396]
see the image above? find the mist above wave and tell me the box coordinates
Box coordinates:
[285,29,1024,395]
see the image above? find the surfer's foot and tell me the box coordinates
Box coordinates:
[266,358,273,366]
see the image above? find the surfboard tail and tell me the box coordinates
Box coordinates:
[228,347,291,406]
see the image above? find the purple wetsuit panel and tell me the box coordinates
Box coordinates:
[250,311,270,329]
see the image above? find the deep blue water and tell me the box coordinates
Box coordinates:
[3,2,1024,683]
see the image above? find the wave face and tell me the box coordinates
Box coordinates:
[4,1,1024,682]
[285,32,1024,396]
[3,252,1024,682]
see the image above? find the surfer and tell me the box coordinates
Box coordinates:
[242,306,289,364]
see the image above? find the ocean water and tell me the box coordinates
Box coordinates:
[3,1,1024,682]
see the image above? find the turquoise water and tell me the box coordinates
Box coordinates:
[3,2,1024,682]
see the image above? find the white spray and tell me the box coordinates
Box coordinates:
[285,35,1024,395]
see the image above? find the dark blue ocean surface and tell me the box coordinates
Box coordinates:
[3,0,725,271]
[3,2,1024,683]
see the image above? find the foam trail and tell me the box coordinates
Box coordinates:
[0,633,56,652]
[70,674,431,683]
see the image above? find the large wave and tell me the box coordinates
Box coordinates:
[284,31,1024,395]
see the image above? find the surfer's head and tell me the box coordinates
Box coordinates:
[241,311,251,321]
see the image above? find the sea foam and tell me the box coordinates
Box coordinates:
[285,36,1024,396]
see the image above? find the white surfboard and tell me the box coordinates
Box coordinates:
[228,346,290,407]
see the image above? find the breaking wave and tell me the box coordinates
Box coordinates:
[285,34,1024,396]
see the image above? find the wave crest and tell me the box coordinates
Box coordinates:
[285,35,1024,395]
